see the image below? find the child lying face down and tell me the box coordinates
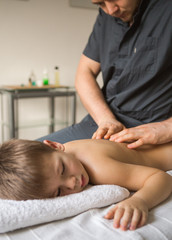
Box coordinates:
[0,138,172,231]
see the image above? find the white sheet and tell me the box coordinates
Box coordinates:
[0,171,172,240]
[1,194,172,240]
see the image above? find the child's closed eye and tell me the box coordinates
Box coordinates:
[61,162,65,175]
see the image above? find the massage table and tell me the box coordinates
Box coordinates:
[0,171,172,240]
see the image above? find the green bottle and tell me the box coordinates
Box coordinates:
[43,69,49,85]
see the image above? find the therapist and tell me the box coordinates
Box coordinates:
[38,0,172,148]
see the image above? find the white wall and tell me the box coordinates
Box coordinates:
[0,0,99,142]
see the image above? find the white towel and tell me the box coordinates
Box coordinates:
[0,184,129,233]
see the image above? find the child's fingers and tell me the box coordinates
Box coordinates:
[120,208,133,231]
[105,200,148,231]
[137,210,148,228]
[129,209,142,230]
[130,209,148,230]
[113,207,125,228]
[104,206,117,219]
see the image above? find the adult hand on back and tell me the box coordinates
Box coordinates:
[92,119,126,140]
[110,121,172,149]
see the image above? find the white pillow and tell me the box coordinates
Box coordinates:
[0,184,129,233]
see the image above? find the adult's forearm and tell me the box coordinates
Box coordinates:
[76,75,115,124]
[161,117,172,142]
[75,55,116,125]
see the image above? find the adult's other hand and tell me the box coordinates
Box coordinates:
[92,120,125,140]
[110,121,172,149]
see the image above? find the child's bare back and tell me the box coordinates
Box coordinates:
[64,139,172,171]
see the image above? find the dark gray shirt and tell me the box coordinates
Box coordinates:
[83,0,172,127]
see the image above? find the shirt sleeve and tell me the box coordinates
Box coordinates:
[83,8,103,63]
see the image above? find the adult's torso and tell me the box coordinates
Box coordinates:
[83,0,172,127]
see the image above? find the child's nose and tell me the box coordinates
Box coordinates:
[65,176,76,190]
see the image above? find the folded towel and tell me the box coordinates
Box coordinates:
[0,184,129,233]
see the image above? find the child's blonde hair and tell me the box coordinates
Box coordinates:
[0,139,56,200]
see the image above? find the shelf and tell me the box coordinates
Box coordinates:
[0,86,76,141]
[0,85,70,91]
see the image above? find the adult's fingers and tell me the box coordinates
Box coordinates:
[92,127,108,139]
[127,139,144,149]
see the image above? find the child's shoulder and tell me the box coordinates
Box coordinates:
[65,139,105,147]
[65,139,128,159]
[66,138,121,146]
[65,139,118,151]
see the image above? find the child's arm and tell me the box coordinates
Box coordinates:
[96,159,172,231]
[105,170,172,231]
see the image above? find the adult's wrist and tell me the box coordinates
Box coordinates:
[162,118,172,142]
[96,115,118,126]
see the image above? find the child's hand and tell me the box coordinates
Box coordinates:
[104,196,148,231]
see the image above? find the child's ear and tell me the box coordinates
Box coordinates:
[43,140,65,151]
